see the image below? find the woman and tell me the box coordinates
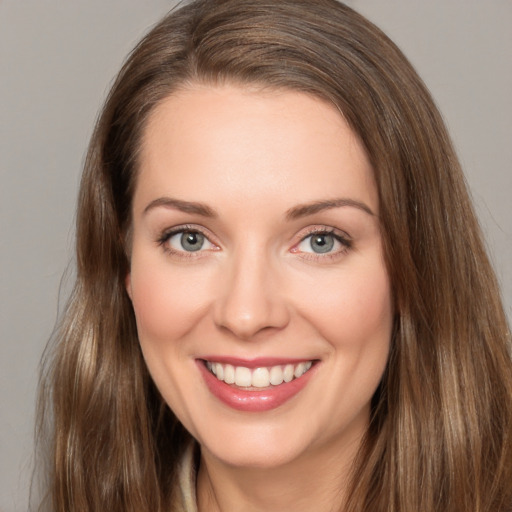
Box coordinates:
[37,0,512,510]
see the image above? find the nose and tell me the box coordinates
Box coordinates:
[213,247,290,340]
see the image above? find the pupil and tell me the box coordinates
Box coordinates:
[311,234,334,253]
[181,232,204,252]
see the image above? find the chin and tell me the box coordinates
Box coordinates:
[206,442,307,470]
[196,419,320,469]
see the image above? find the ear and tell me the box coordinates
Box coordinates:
[125,272,133,300]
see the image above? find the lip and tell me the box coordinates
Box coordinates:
[199,355,313,368]
[197,358,317,412]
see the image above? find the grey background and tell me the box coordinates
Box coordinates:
[1,1,510,510]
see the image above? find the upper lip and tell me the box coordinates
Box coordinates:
[198,356,317,368]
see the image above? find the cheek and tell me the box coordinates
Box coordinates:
[129,256,213,344]
[292,258,393,430]
[295,259,393,349]
[128,257,214,414]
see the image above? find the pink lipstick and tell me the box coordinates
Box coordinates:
[197,358,317,412]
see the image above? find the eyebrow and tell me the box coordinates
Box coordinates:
[143,196,374,219]
[143,197,217,217]
[285,198,375,220]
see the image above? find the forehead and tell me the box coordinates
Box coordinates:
[135,84,377,215]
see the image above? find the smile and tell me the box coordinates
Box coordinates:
[198,358,318,412]
[205,360,313,388]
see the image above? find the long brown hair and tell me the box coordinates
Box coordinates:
[36,0,512,510]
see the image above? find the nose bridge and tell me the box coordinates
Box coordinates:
[214,240,288,339]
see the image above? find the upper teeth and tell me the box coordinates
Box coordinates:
[206,361,313,388]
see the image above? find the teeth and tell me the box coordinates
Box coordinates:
[283,364,294,383]
[294,362,307,378]
[269,366,284,386]
[206,360,313,388]
[224,364,235,384]
[235,366,252,387]
[252,367,270,388]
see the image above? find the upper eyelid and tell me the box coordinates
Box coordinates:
[159,224,213,240]
[296,225,352,241]
[297,231,351,248]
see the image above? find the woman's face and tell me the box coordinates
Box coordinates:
[127,85,393,469]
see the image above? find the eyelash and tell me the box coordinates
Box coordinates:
[157,224,218,258]
[156,225,352,260]
[292,227,352,261]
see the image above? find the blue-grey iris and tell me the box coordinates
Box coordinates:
[310,234,334,253]
[181,232,205,251]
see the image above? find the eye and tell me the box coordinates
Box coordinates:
[295,230,351,255]
[161,228,216,253]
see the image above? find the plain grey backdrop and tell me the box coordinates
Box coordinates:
[1,1,510,510]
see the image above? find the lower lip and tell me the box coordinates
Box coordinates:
[197,360,316,412]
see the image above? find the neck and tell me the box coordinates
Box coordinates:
[197,432,365,512]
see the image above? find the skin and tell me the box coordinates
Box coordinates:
[126,84,393,511]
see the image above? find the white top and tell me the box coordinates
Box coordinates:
[177,442,199,512]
